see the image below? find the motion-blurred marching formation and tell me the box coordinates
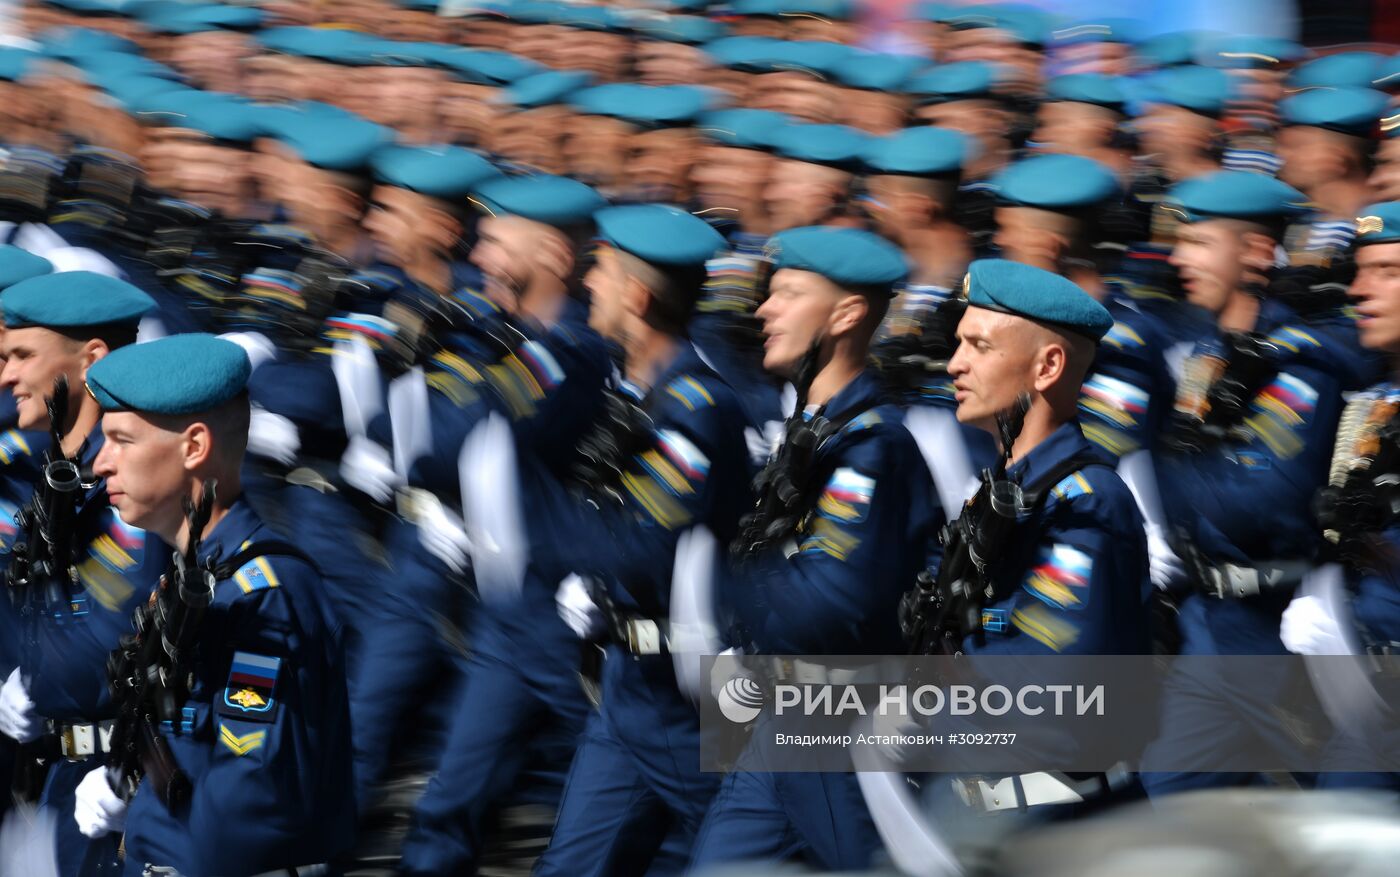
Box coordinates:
[0,0,1395,875]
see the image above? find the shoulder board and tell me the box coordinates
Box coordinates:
[232,551,282,595]
[1265,325,1322,354]
[1048,470,1096,503]
[451,288,502,320]
[0,430,34,465]
[664,374,717,411]
[1101,321,1146,350]
[248,223,314,247]
[840,409,885,435]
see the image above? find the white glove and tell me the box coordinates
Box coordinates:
[0,668,40,744]
[217,331,278,373]
[1281,593,1353,656]
[1146,525,1186,591]
[415,493,472,574]
[339,435,401,504]
[246,407,301,468]
[556,574,606,640]
[73,767,126,839]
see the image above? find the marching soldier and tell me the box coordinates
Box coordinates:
[691,227,939,871]
[74,333,356,876]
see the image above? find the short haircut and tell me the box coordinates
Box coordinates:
[150,390,251,467]
[57,323,139,353]
[616,249,707,335]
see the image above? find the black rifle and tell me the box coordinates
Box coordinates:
[871,297,966,397]
[8,374,85,608]
[731,342,842,562]
[1315,415,1400,572]
[1165,331,1280,453]
[900,394,1031,656]
[106,481,218,806]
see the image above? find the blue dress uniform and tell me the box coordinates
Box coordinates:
[1142,174,1358,795]
[397,175,615,877]
[82,334,355,877]
[691,228,941,872]
[0,273,163,877]
[530,206,748,876]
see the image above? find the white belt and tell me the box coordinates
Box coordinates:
[770,658,888,686]
[620,618,667,656]
[51,719,114,760]
[955,764,1131,813]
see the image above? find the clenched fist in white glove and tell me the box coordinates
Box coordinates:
[415,493,472,574]
[74,767,126,839]
[556,574,605,640]
[0,668,40,743]
[1281,593,1353,656]
[340,435,402,504]
[247,407,301,468]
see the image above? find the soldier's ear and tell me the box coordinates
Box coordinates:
[181,421,214,472]
[829,293,868,338]
[1032,340,1068,393]
[1240,231,1277,274]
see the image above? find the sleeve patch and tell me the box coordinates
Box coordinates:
[218,721,267,756]
[518,340,564,391]
[843,410,884,434]
[234,557,280,594]
[817,467,874,523]
[656,429,710,482]
[1022,544,1092,611]
[1266,326,1321,353]
[219,652,281,723]
[1242,373,1317,459]
[1080,374,1149,431]
[1012,604,1080,652]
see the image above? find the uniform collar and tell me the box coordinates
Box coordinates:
[817,368,885,423]
[194,496,263,567]
[1006,420,1094,489]
[623,340,709,405]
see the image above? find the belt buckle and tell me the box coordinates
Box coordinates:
[62,723,96,760]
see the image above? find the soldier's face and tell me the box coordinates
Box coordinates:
[1169,220,1262,315]
[1351,243,1400,353]
[93,410,187,538]
[756,268,844,378]
[947,306,1040,430]
[470,216,540,310]
[762,160,850,233]
[1369,139,1400,201]
[0,328,92,432]
[583,246,634,343]
[1277,125,1357,192]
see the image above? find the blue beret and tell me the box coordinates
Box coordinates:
[371,145,503,199]
[552,3,623,32]
[1167,171,1309,223]
[135,91,261,142]
[992,154,1119,210]
[963,259,1112,340]
[73,50,182,82]
[907,61,1000,105]
[472,174,606,227]
[703,36,780,71]
[768,226,907,291]
[1355,203,1400,246]
[1376,55,1400,93]
[832,52,927,92]
[1135,31,1203,69]
[1141,65,1231,116]
[778,0,854,20]
[499,70,594,109]
[770,123,870,171]
[594,205,724,268]
[731,0,783,16]
[1,271,154,329]
[766,39,857,77]
[38,26,139,60]
[697,108,791,149]
[0,247,53,290]
[1206,35,1307,70]
[86,334,250,415]
[1289,52,1386,90]
[631,14,726,45]
[104,75,191,111]
[1045,73,1128,110]
[271,114,392,171]
[0,48,37,82]
[1052,17,1142,47]
[424,47,540,85]
[149,3,264,35]
[864,126,969,177]
[947,4,1049,45]
[910,1,956,23]
[571,83,715,128]
[1281,87,1389,136]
